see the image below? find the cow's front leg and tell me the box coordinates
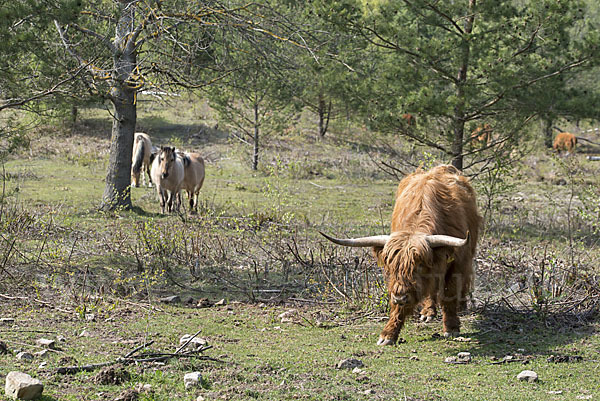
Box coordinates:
[378,303,414,346]
[419,295,437,323]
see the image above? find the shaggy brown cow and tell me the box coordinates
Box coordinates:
[553,132,577,155]
[470,124,492,147]
[322,165,481,345]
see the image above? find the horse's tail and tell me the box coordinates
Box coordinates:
[132,136,145,174]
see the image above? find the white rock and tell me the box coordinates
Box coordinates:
[352,367,365,374]
[457,352,472,362]
[35,338,56,349]
[79,330,90,337]
[517,370,538,382]
[179,334,208,350]
[278,309,298,323]
[196,396,205,401]
[16,352,34,361]
[184,372,202,389]
[38,361,47,369]
[336,358,364,370]
[34,350,50,357]
[160,295,181,304]
[214,298,226,306]
[5,371,44,400]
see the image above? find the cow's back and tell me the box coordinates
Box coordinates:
[391,165,480,254]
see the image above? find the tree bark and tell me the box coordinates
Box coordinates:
[252,101,259,171]
[451,0,476,171]
[543,117,554,148]
[318,93,331,137]
[100,2,138,211]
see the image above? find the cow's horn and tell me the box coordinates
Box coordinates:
[425,231,470,248]
[320,231,390,248]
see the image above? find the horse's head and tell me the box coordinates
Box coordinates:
[158,146,177,179]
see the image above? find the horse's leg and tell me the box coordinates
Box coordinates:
[188,190,195,214]
[146,163,152,187]
[158,188,166,214]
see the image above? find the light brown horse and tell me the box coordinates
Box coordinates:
[150,146,184,214]
[131,132,154,187]
[179,152,206,214]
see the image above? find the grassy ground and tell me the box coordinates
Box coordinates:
[1,97,600,400]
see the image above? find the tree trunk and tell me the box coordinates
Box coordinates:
[451,0,476,171]
[252,101,259,171]
[318,93,331,137]
[543,117,554,148]
[100,2,137,211]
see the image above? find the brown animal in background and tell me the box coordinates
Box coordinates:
[553,132,577,155]
[470,124,492,147]
[401,113,416,127]
[131,132,154,187]
[179,152,206,214]
[322,165,481,345]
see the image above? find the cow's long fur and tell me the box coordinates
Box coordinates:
[131,132,153,187]
[180,152,206,214]
[553,132,577,155]
[151,146,184,214]
[373,165,481,344]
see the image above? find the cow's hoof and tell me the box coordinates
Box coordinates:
[443,331,460,338]
[420,315,434,323]
[377,337,395,346]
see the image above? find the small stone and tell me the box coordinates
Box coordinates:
[363,389,376,395]
[160,295,181,304]
[38,361,47,369]
[410,356,419,361]
[135,383,152,393]
[79,330,90,337]
[547,390,563,394]
[56,335,67,342]
[0,318,15,325]
[179,334,208,350]
[278,309,298,323]
[457,352,472,362]
[36,338,56,349]
[196,396,206,401]
[444,356,458,363]
[214,298,226,306]
[576,395,592,400]
[5,371,44,400]
[517,370,538,382]
[85,313,95,321]
[184,372,202,389]
[16,352,34,361]
[352,367,365,374]
[336,358,364,370]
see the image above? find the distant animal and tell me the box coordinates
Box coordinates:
[470,124,492,147]
[131,132,154,187]
[553,132,577,155]
[179,152,206,214]
[401,113,416,127]
[150,146,184,214]
[321,165,481,345]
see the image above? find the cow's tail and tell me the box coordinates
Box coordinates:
[132,137,145,174]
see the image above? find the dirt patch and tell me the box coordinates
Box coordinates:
[93,365,131,385]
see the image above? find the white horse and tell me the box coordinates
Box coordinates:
[131,132,154,187]
[150,146,184,214]
[179,152,206,214]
